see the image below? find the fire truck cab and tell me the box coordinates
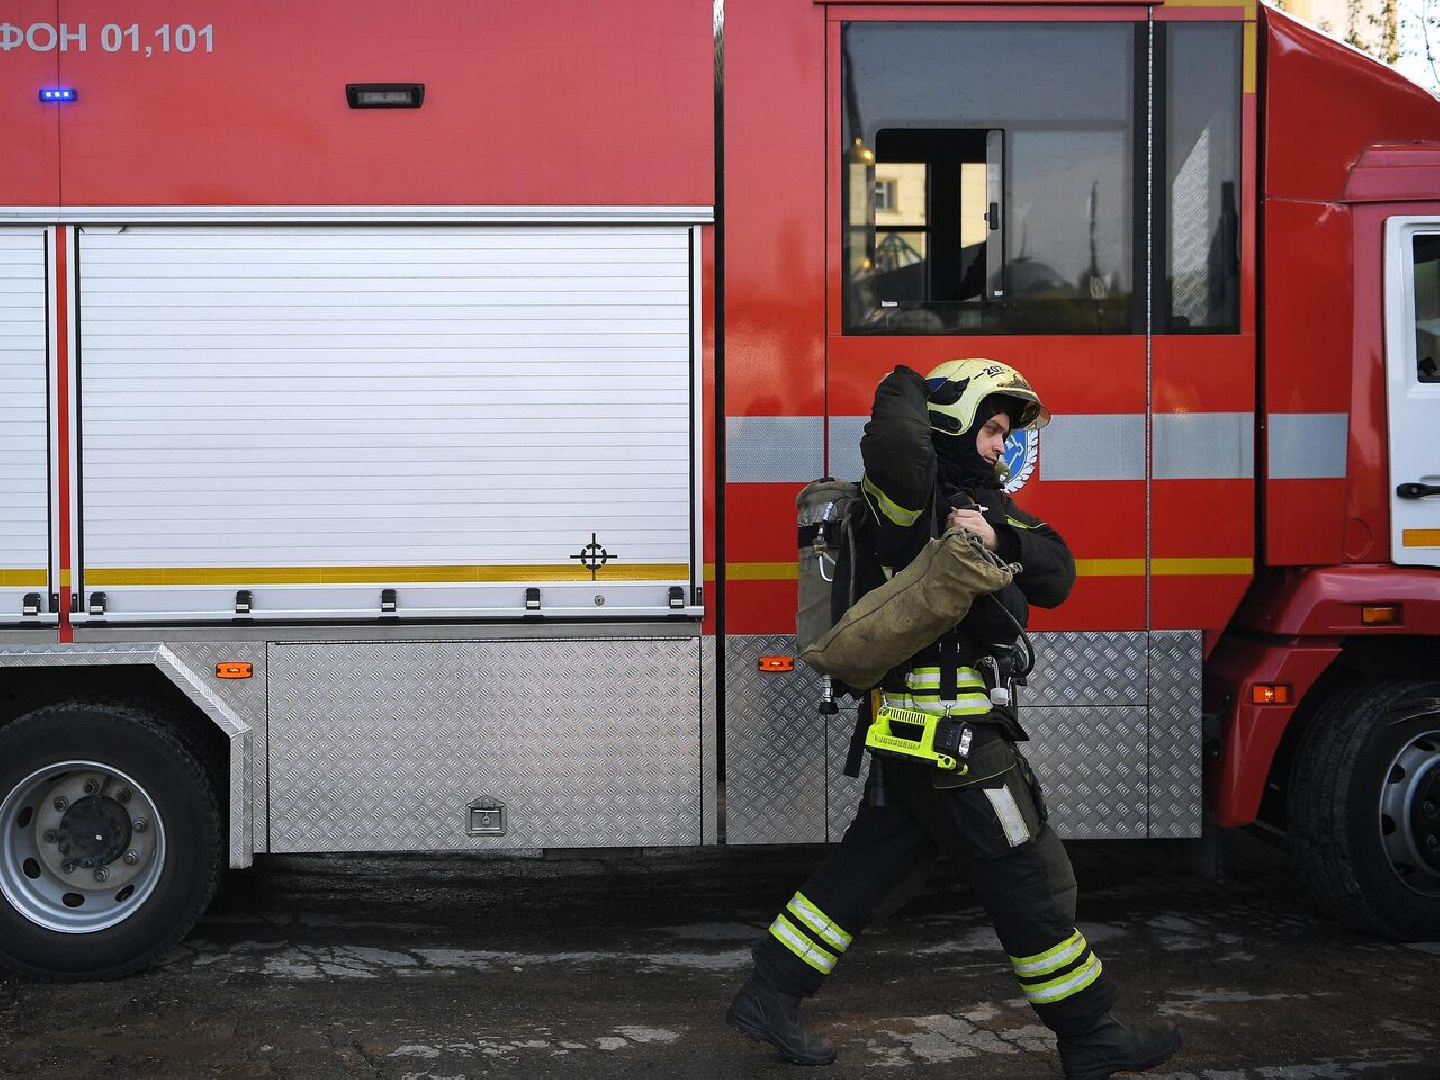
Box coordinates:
[0,0,1437,981]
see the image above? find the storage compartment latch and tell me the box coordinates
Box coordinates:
[466,800,507,837]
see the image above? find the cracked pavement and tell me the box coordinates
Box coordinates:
[1,830,1437,1077]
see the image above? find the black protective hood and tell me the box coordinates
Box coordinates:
[933,395,1011,500]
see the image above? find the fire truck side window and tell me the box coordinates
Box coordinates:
[1413,236,1440,383]
[841,23,1137,335]
[1162,25,1243,334]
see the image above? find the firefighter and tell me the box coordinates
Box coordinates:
[726,360,1183,1079]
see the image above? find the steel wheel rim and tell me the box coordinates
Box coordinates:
[0,760,167,933]
[1378,725,1440,898]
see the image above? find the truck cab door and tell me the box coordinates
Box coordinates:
[1384,220,1440,568]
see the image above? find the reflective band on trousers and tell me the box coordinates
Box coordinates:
[1022,953,1104,1005]
[1012,931,1087,977]
[769,913,838,974]
[1011,930,1104,1005]
[787,891,852,951]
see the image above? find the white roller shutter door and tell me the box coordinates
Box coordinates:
[0,229,49,624]
[76,225,700,621]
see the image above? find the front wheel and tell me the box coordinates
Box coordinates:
[1288,678,1440,940]
[0,703,222,979]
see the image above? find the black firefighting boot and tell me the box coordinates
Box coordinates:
[726,972,836,1066]
[1057,1010,1182,1079]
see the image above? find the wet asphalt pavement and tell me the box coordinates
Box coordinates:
[1,829,1438,1079]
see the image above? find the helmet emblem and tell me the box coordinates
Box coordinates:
[1001,429,1039,494]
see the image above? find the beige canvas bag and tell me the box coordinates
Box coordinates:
[799,526,1018,690]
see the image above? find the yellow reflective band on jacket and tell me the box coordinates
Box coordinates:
[904,666,985,691]
[862,474,924,528]
[1011,930,1087,977]
[882,692,991,716]
[1006,516,1040,530]
[1021,953,1104,1005]
[787,892,852,951]
[769,913,838,974]
[883,665,991,716]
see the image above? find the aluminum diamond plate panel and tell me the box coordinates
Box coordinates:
[162,641,269,852]
[1024,632,1148,707]
[1023,707,1148,839]
[1148,630,1203,838]
[726,635,1158,842]
[1171,129,1213,326]
[267,638,702,852]
[702,635,719,845]
[724,634,827,845]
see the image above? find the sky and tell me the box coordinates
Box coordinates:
[1392,4,1439,92]
[1393,6,1440,91]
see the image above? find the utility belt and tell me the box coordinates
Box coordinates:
[855,655,1021,775]
[859,691,1017,799]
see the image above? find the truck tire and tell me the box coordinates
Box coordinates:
[0,703,222,980]
[1288,678,1440,940]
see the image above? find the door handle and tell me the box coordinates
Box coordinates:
[1397,481,1440,499]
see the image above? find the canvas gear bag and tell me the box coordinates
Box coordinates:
[799,526,1018,690]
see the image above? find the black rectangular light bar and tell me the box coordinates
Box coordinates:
[346,83,425,109]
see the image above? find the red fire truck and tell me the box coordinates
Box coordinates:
[0,0,1436,980]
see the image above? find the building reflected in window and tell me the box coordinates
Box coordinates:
[841,22,1241,337]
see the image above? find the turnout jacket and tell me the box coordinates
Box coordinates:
[858,367,1076,733]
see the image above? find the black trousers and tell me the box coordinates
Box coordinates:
[752,741,1119,1038]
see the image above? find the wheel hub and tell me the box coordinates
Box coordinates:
[1380,728,1440,896]
[1409,753,1440,876]
[1,762,165,933]
[56,796,132,869]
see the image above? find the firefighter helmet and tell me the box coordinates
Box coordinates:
[924,358,1050,434]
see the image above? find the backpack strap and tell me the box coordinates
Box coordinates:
[843,691,872,779]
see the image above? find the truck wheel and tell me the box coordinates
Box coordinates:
[0,703,222,980]
[1288,678,1440,940]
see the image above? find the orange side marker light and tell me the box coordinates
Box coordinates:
[1250,684,1291,706]
[1361,604,1401,626]
[758,655,795,673]
[216,662,253,680]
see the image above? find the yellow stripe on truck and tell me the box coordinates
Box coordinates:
[1076,558,1254,577]
[0,569,47,587]
[85,563,689,587]
[726,558,1253,581]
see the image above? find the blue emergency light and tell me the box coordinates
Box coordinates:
[39,88,77,103]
